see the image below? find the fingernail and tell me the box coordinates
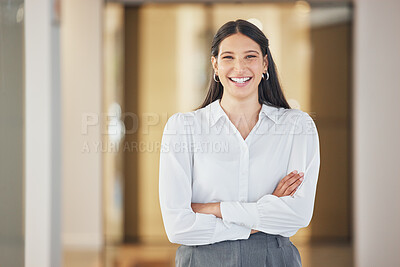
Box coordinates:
[299,172,304,176]
[293,170,298,174]
[300,177,304,181]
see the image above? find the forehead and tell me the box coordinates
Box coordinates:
[219,33,261,54]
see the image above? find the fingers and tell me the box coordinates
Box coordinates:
[284,172,304,196]
[273,170,305,197]
[281,172,302,191]
[281,170,298,183]
[287,172,304,188]
[285,173,304,195]
[276,170,298,191]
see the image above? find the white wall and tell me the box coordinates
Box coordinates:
[61,0,103,249]
[353,0,400,266]
[25,0,61,266]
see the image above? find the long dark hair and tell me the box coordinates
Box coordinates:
[197,19,291,110]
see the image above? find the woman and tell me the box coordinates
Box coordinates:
[159,19,320,267]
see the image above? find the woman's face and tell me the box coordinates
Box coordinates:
[212,33,268,102]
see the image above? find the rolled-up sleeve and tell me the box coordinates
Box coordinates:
[159,113,251,245]
[220,112,320,236]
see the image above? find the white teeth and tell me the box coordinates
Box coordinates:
[230,77,251,83]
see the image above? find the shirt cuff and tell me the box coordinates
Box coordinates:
[210,218,251,244]
[220,201,260,229]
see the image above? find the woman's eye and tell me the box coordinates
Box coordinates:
[223,56,233,59]
[246,55,257,59]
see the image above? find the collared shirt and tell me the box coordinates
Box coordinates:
[159,98,320,246]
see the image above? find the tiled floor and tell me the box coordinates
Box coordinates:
[63,241,353,267]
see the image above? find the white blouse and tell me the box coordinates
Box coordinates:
[159,99,320,246]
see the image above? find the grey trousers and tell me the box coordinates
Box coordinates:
[175,232,302,267]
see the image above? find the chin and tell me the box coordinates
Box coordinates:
[230,89,258,100]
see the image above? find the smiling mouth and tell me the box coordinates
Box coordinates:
[229,77,252,84]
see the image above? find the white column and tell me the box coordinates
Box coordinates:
[61,0,103,249]
[353,0,400,266]
[25,0,61,266]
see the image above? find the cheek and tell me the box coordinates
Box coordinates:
[217,62,230,73]
[250,62,264,72]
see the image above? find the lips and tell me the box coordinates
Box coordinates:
[229,77,252,87]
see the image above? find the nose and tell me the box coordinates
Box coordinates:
[234,58,246,73]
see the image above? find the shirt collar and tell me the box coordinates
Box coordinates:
[208,98,279,127]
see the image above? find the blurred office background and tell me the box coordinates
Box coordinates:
[1,0,399,267]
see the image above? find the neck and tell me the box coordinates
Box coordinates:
[219,96,262,124]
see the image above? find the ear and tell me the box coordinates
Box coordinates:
[211,56,218,74]
[263,55,268,72]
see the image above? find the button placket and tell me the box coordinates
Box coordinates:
[223,114,252,203]
[238,144,249,202]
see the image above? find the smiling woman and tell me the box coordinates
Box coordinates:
[159,19,320,267]
[212,34,266,97]
[200,19,290,112]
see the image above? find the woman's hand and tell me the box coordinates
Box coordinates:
[272,170,304,197]
[191,202,222,218]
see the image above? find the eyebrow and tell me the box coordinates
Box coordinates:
[220,50,260,56]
